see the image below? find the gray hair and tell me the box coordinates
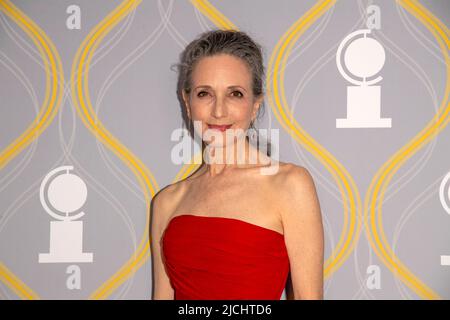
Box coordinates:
[176,29,264,98]
[172,29,271,156]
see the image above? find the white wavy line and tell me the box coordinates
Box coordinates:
[157,0,189,48]
[391,172,445,299]
[366,19,442,298]
[358,0,443,300]
[286,3,340,298]
[284,0,372,299]
[352,0,442,300]
[361,1,444,299]
[395,2,444,64]
[0,3,137,92]
[65,1,179,299]
[60,80,138,300]
[92,2,168,205]
[61,4,140,299]
[0,11,43,66]
[0,3,145,299]
[92,5,147,202]
[288,0,444,299]
[366,20,441,202]
[0,50,40,193]
[193,1,213,32]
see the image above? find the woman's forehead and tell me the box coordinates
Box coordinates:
[191,54,252,85]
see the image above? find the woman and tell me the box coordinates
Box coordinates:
[151,29,324,300]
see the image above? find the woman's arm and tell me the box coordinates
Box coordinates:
[281,165,324,300]
[150,191,175,300]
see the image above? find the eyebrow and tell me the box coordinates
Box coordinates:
[194,85,247,92]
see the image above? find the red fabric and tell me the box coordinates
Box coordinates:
[162,214,290,300]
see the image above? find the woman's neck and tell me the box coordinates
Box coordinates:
[200,138,264,177]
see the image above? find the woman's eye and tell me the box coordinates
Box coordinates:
[197,91,208,97]
[232,91,243,98]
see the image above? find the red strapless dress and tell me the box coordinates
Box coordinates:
[162,214,290,300]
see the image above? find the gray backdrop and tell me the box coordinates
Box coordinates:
[0,0,449,299]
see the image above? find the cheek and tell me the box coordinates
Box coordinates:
[233,103,254,121]
[190,102,209,119]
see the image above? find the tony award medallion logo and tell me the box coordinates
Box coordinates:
[39,166,93,263]
[336,28,391,128]
[439,172,450,267]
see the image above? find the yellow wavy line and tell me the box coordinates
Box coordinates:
[0,263,38,299]
[74,0,158,299]
[70,0,162,299]
[405,0,449,46]
[267,0,362,278]
[0,0,63,169]
[0,0,64,299]
[364,0,449,300]
[190,0,237,30]
[174,152,204,182]
[190,0,361,279]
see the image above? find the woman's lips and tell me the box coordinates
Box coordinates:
[207,124,232,132]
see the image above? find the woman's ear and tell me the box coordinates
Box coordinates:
[252,95,263,119]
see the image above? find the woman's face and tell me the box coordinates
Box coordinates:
[182,53,262,148]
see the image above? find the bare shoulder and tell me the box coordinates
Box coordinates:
[274,163,324,299]
[285,163,315,189]
[153,179,185,206]
[150,179,188,235]
[271,162,314,190]
[272,162,320,214]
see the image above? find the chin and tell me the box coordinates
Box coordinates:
[203,138,227,148]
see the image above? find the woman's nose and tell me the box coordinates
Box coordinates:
[212,96,227,118]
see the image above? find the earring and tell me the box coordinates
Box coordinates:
[249,120,257,141]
